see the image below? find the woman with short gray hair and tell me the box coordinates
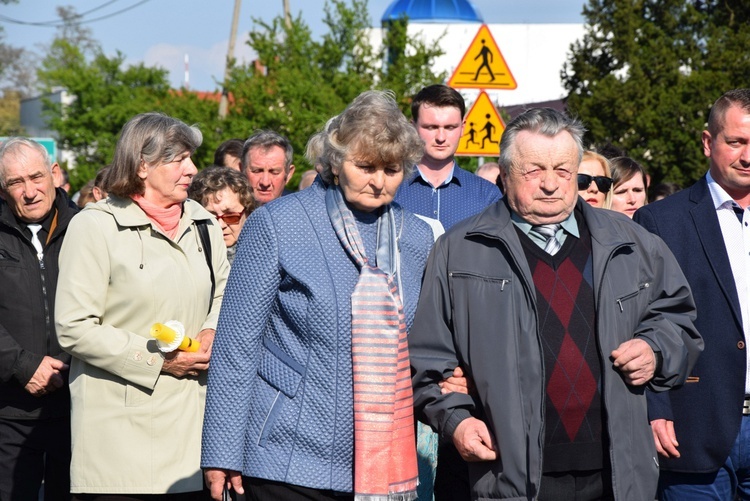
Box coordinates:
[202,90,432,501]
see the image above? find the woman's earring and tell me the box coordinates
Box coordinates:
[333,175,339,186]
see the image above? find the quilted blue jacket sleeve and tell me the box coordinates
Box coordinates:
[201,206,281,470]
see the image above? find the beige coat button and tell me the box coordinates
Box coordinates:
[133,351,143,361]
[738,341,746,350]
[147,355,157,366]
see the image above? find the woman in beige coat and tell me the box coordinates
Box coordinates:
[55,113,229,500]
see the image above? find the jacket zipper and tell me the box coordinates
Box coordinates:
[37,249,54,354]
[448,271,510,290]
[490,238,544,494]
[615,283,650,312]
[595,241,635,497]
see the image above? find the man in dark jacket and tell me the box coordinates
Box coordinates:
[634,88,750,499]
[0,137,78,500]
[410,108,703,500]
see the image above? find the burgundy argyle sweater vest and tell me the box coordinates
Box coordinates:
[517,214,605,473]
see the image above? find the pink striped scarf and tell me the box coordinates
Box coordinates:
[326,185,418,501]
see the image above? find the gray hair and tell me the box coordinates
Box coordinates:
[241,130,294,174]
[0,137,53,189]
[498,108,586,173]
[306,90,423,184]
[107,112,202,198]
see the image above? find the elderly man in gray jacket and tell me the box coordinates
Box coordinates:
[410,108,703,501]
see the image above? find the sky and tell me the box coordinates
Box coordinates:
[2,0,588,92]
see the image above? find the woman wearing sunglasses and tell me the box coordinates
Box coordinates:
[189,166,256,264]
[577,150,613,209]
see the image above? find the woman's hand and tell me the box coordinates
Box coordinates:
[439,366,474,395]
[204,468,244,501]
[161,329,215,377]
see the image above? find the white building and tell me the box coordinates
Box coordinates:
[375,0,585,111]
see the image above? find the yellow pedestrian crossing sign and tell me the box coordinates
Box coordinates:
[448,24,517,90]
[456,91,505,157]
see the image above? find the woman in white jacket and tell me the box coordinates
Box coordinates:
[55,112,229,500]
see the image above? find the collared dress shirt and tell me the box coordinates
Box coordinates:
[706,170,750,394]
[394,163,502,231]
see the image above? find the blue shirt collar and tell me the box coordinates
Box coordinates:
[409,162,460,188]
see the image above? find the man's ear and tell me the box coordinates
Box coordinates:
[285,164,296,185]
[701,130,712,159]
[51,162,64,188]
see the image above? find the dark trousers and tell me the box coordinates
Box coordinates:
[244,477,352,501]
[72,493,208,501]
[0,416,70,501]
[434,442,471,501]
[538,469,614,501]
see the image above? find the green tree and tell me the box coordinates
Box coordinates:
[223,0,446,186]
[0,0,30,135]
[35,6,221,191]
[379,16,447,111]
[35,0,446,190]
[562,0,750,188]
[38,39,171,190]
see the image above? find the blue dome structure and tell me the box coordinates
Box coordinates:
[381,0,484,24]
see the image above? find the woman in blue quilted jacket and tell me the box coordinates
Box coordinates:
[201,90,435,501]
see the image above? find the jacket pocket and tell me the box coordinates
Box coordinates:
[447,271,515,365]
[257,338,305,398]
[615,282,650,312]
[0,248,23,267]
[255,339,306,448]
[449,271,511,289]
[258,390,283,447]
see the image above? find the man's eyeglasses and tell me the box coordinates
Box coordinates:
[577,174,613,193]
[213,212,244,225]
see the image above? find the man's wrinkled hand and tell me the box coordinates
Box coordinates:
[651,418,680,458]
[611,338,655,386]
[25,356,68,397]
[452,417,498,462]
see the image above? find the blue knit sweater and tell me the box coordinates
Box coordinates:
[201,179,433,492]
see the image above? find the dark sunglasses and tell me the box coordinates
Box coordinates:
[577,174,613,193]
[213,212,244,225]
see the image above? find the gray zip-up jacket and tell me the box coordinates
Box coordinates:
[410,199,703,500]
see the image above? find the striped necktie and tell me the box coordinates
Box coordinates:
[533,223,562,256]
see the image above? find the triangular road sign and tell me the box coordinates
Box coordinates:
[448,24,517,90]
[456,91,505,157]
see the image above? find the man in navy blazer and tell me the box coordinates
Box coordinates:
[634,88,750,499]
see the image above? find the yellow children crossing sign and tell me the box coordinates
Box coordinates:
[456,91,505,157]
[448,24,517,90]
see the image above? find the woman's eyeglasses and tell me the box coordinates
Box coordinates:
[577,174,613,193]
[213,212,244,225]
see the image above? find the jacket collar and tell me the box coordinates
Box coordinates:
[96,195,211,244]
[99,195,209,227]
[464,197,636,302]
[688,175,743,322]
[466,197,634,252]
